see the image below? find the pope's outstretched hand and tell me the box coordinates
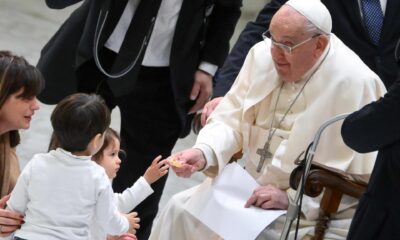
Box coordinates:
[167,149,206,178]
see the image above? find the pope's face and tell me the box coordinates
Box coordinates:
[0,88,40,133]
[268,6,322,82]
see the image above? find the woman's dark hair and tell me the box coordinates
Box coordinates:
[92,128,123,163]
[51,93,111,152]
[0,51,45,147]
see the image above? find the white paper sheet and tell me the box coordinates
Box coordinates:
[185,163,286,240]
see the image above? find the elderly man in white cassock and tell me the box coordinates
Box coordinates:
[149,0,386,239]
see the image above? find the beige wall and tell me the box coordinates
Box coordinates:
[230,0,270,46]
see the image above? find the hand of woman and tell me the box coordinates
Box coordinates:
[0,195,24,237]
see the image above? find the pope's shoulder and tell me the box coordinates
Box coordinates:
[325,34,383,87]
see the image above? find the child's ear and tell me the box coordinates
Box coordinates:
[89,133,104,155]
[93,133,103,148]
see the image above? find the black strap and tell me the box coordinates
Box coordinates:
[110,0,162,74]
[93,0,161,78]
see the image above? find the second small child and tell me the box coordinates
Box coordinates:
[90,128,169,240]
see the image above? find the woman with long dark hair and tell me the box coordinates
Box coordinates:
[0,51,44,237]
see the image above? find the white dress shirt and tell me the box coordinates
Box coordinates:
[105,0,217,75]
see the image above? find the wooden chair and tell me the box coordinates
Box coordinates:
[192,113,367,239]
[289,160,367,240]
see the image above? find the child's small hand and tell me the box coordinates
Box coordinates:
[107,233,137,240]
[124,212,140,234]
[143,155,169,184]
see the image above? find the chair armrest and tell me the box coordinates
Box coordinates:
[290,163,367,199]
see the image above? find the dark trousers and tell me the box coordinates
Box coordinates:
[77,48,181,239]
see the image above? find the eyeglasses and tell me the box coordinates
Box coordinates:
[262,30,320,54]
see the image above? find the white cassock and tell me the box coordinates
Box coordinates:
[149,34,386,240]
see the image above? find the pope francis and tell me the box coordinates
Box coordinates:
[149,0,386,239]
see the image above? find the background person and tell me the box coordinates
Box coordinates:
[341,48,400,240]
[36,1,242,237]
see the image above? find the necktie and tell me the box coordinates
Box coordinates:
[111,0,162,72]
[361,0,384,45]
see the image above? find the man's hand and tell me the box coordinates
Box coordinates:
[200,97,223,126]
[167,149,206,178]
[189,70,213,114]
[244,185,289,210]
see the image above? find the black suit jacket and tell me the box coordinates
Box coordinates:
[341,73,400,240]
[214,0,400,97]
[38,0,241,135]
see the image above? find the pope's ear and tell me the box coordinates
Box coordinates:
[315,35,329,55]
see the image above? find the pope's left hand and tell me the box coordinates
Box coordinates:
[189,70,213,114]
[244,184,289,210]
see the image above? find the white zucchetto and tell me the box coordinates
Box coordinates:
[285,0,332,34]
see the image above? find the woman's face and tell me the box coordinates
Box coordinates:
[0,88,39,133]
[98,137,122,179]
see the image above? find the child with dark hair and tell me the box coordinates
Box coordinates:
[3,93,139,240]
[90,128,169,240]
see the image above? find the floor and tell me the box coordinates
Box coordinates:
[0,0,269,215]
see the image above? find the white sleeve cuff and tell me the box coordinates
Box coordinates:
[193,143,217,171]
[199,62,218,76]
[137,176,154,194]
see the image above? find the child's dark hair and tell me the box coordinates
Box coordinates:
[92,128,121,163]
[0,51,44,147]
[51,93,111,152]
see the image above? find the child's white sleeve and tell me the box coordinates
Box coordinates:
[94,175,129,236]
[0,161,33,240]
[7,160,32,214]
[114,176,153,213]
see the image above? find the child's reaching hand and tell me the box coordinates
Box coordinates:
[143,155,169,184]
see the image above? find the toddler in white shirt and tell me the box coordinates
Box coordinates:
[4,93,138,240]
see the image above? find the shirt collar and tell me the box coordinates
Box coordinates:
[55,148,92,161]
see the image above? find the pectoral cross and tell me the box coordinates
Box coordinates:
[256,141,273,172]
